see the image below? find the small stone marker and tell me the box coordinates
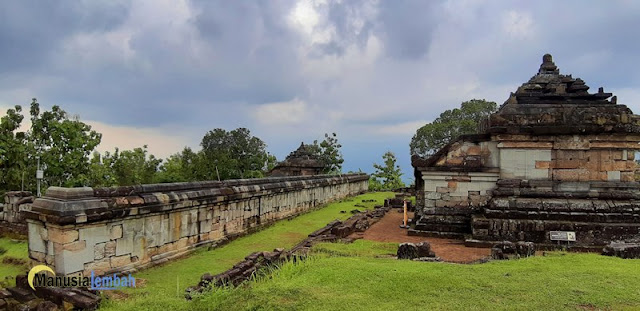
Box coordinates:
[549,231,576,242]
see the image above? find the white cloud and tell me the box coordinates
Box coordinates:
[88,121,196,159]
[252,98,309,126]
[502,10,534,39]
[374,120,429,136]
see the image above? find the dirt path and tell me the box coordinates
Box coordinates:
[350,209,490,263]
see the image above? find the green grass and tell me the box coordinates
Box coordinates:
[311,240,398,258]
[190,249,640,311]
[0,237,29,287]
[101,192,394,310]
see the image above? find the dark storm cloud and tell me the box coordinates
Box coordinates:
[375,1,440,60]
[310,0,375,57]
[0,1,312,126]
[0,1,130,74]
[1,0,640,179]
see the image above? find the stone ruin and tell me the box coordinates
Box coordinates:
[268,142,325,177]
[0,191,33,235]
[412,54,640,248]
[24,174,368,277]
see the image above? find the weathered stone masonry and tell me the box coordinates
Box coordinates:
[0,191,33,234]
[23,174,368,277]
[412,54,640,246]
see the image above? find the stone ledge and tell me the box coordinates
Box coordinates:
[28,174,369,226]
[45,187,94,200]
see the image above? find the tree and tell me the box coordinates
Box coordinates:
[372,151,405,190]
[200,128,271,180]
[109,146,162,186]
[368,176,384,191]
[0,105,27,195]
[86,151,116,187]
[410,99,497,157]
[27,98,102,188]
[88,146,162,187]
[309,132,344,174]
[156,147,204,183]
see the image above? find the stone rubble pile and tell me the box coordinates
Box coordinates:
[185,248,289,299]
[0,274,101,310]
[397,242,439,261]
[491,241,536,260]
[291,204,390,254]
[602,238,640,259]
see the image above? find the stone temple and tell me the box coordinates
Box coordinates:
[269,142,325,177]
[412,54,640,247]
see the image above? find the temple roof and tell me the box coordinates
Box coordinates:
[512,54,615,105]
[413,54,640,170]
[482,54,640,135]
[274,142,324,169]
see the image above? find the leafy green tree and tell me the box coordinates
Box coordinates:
[410,99,497,157]
[27,98,102,188]
[309,132,344,174]
[0,105,27,195]
[368,176,384,191]
[372,151,405,190]
[200,128,271,180]
[87,146,162,187]
[155,152,187,183]
[86,151,117,187]
[155,147,205,183]
[111,146,162,186]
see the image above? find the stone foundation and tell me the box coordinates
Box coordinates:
[411,170,498,237]
[23,174,368,276]
[472,179,640,245]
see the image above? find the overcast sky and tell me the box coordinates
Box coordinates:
[2,0,640,182]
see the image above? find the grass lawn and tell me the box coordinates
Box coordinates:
[0,237,29,287]
[100,192,395,311]
[192,242,640,311]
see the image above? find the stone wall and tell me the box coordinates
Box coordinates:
[496,134,638,182]
[473,179,640,245]
[0,191,33,234]
[412,171,498,237]
[23,174,368,277]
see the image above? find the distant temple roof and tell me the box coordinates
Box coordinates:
[272,142,324,170]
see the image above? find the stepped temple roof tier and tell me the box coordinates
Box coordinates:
[482,54,640,135]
